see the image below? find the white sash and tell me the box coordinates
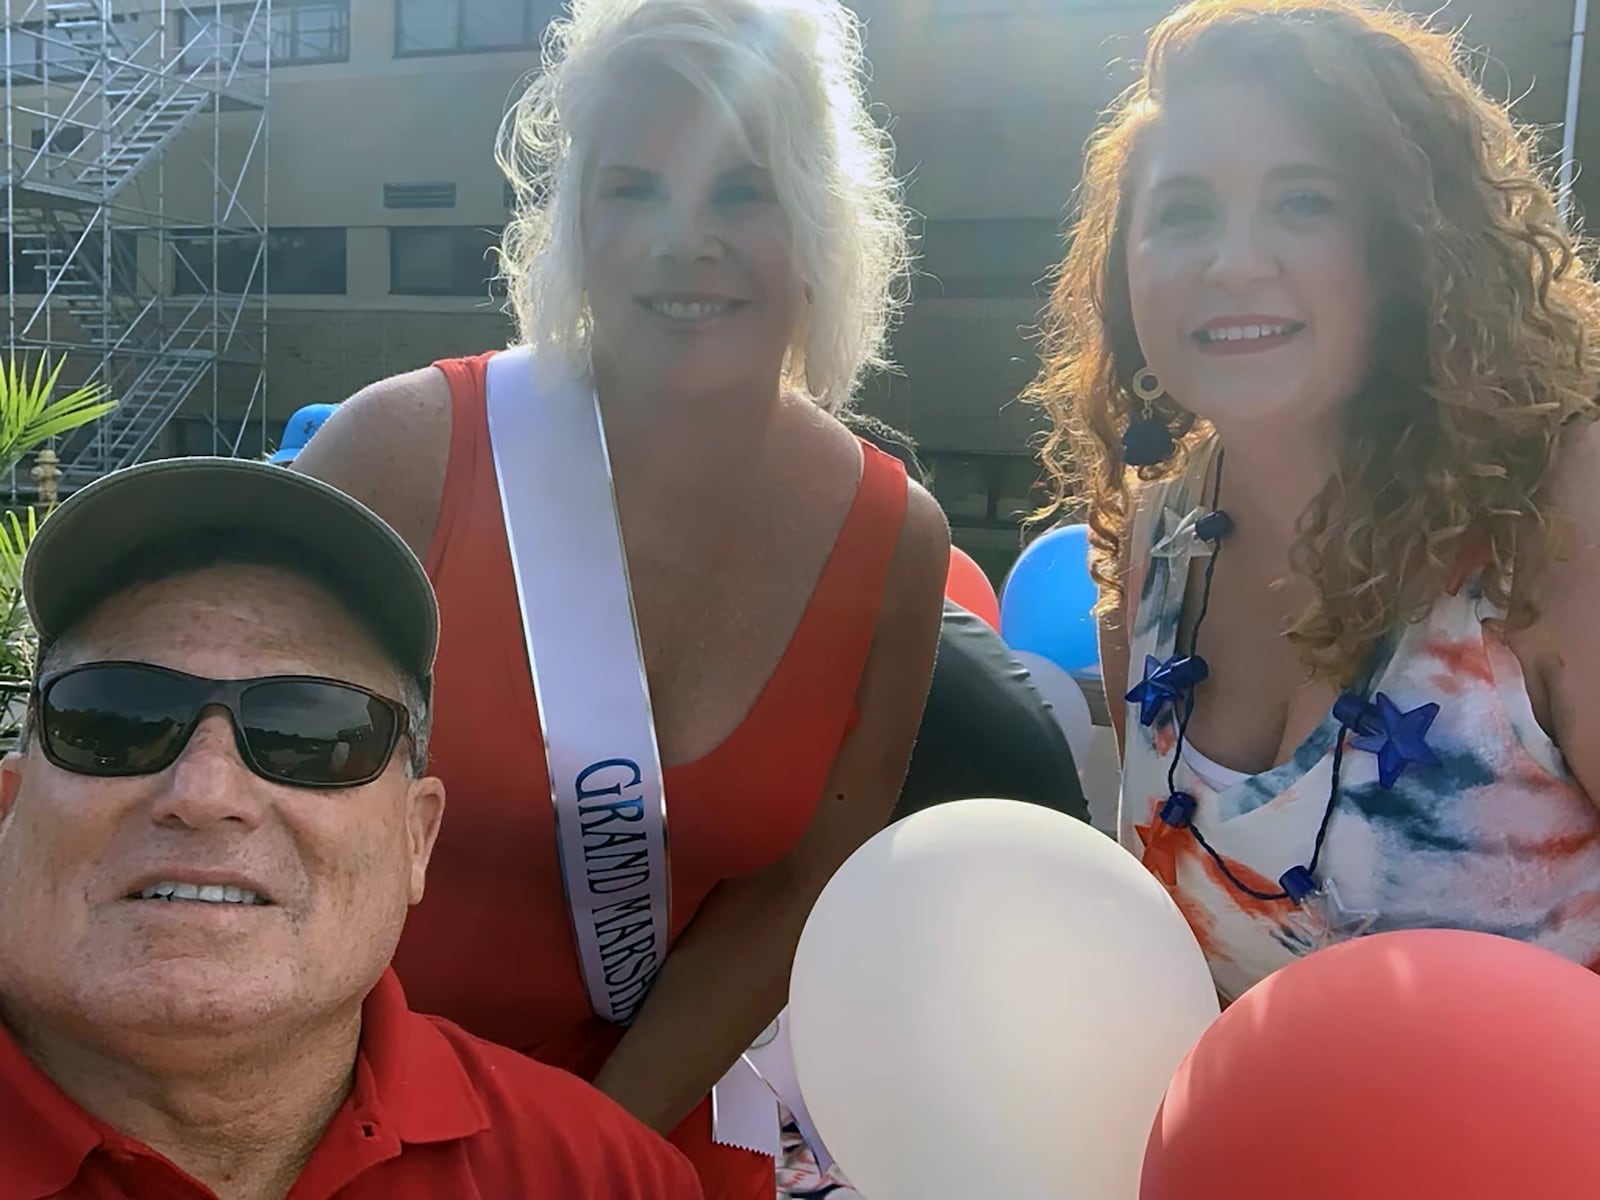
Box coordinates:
[486,347,669,1024]
[485,346,826,1164]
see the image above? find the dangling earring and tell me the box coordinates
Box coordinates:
[1122,367,1176,467]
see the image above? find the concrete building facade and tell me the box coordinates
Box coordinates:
[10,0,1591,571]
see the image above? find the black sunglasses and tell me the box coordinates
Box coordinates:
[34,661,410,789]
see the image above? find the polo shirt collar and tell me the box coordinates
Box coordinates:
[0,968,488,1199]
[0,1003,103,1199]
[354,967,489,1146]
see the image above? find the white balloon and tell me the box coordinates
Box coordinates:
[789,799,1218,1200]
[1013,649,1094,769]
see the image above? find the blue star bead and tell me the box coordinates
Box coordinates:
[1153,654,1210,692]
[1126,655,1179,727]
[1348,692,1440,788]
[1125,654,1210,727]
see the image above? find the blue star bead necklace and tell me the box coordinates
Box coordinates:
[1128,450,1441,941]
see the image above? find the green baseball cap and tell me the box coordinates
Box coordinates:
[23,457,438,681]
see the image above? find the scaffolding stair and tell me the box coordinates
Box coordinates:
[40,0,140,59]
[17,66,213,204]
[58,347,214,487]
[73,81,208,200]
[12,207,222,486]
[5,0,268,489]
[12,213,132,344]
[16,0,261,203]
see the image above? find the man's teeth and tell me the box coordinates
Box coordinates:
[1200,323,1295,342]
[648,298,731,320]
[137,881,266,905]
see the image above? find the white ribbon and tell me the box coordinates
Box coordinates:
[486,347,802,1157]
[711,1009,835,1166]
[745,1010,835,1172]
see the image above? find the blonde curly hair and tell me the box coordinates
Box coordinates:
[495,0,910,411]
[1027,0,1600,682]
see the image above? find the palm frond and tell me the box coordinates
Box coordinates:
[0,353,117,467]
[0,507,41,680]
[0,508,37,594]
[0,353,115,685]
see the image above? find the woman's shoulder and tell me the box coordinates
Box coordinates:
[1512,419,1600,634]
[776,397,947,617]
[803,400,945,540]
[1545,417,1600,525]
[1519,418,1600,604]
[781,395,867,470]
[293,365,456,559]
[1504,418,1600,801]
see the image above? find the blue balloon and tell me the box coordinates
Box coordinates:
[1000,524,1100,676]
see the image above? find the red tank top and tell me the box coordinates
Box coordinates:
[391,352,908,1199]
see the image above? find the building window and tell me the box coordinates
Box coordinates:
[395,0,552,56]
[2,230,137,295]
[922,451,1046,529]
[182,0,350,69]
[390,226,502,297]
[165,415,229,457]
[173,227,347,295]
[2,15,150,83]
[917,218,1062,299]
[29,124,85,155]
[275,0,350,63]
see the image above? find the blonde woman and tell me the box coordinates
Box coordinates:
[297,0,949,1194]
[1031,0,1600,1003]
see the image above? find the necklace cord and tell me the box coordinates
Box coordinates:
[1157,446,1351,905]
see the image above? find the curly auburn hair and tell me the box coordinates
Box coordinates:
[1026,0,1600,682]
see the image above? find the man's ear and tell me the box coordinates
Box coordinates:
[0,752,24,827]
[404,776,446,905]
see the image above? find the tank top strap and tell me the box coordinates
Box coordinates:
[426,351,497,579]
[426,355,909,770]
[1129,439,1219,558]
[1128,438,1220,663]
[789,438,908,676]
[724,439,908,759]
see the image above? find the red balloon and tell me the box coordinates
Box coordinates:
[945,546,1000,630]
[1141,930,1600,1200]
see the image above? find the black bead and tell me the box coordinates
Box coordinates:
[1333,692,1378,735]
[1122,416,1175,467]
[1195,509,1233,543]
[1158,654,1209,690]
[1280,865,1318,904]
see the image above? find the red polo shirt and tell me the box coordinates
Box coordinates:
[0,969,703,1199]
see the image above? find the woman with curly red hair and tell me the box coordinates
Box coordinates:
[1030,0,1600,1000]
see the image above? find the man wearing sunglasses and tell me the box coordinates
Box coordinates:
[0,458,702,1200]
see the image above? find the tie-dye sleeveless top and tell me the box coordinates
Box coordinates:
[1119,442,1600,1001]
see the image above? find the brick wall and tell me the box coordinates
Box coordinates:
[266,309,514,409]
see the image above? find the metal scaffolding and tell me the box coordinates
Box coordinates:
[2,0,268,493]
